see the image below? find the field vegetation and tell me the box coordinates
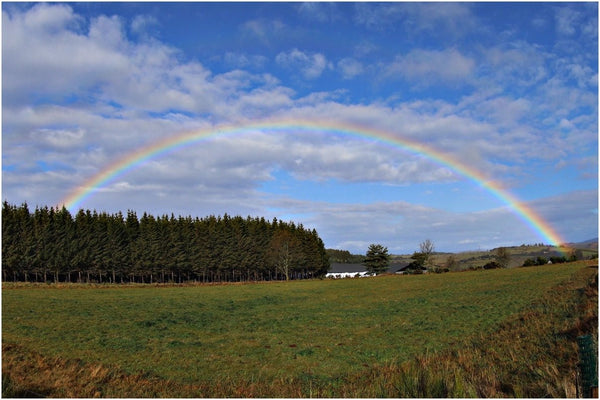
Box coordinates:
[3,261,597,397]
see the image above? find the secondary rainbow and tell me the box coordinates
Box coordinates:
[60,118,565,247]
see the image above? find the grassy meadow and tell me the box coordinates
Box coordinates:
[2,261,597,397]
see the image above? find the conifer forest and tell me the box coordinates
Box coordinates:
[2,202,330,283]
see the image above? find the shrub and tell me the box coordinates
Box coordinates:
[483,261,501,270]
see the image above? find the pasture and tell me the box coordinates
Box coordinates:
[2,261,597,397]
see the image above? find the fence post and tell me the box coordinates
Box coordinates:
[577,334,598,398]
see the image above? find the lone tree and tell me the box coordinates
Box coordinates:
[419,239,436,269]
[267,230,300,280]
[494,247,510,268]
[406,251,427,273]
[443,254,458,271]
[363,244,390,275]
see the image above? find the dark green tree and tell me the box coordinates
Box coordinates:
[407,251,427,273]
[363,244,390,275]
[1,202,331,284]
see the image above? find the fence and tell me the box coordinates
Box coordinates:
[577,334,598,398]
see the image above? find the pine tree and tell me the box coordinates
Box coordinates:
[1,202,331,283]
[363,244,390,275]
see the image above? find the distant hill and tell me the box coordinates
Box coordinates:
[328,242,598,272]
[567,238,598,251]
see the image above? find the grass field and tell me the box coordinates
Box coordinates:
[2,261,597,397]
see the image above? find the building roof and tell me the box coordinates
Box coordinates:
[329,262,408,273]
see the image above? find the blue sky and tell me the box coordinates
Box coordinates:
[2,2,598,253]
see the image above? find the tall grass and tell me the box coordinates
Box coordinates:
[336,264,598,397]
[3,261,596,397]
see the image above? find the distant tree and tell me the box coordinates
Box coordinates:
[419,239,435,269]
[326,249,352,263]
[267,230,300,280]
[568,249,584,262]
[406,252,427,273]
[483,261,501,269]
[494,247,510,268]
[444,254,458,271]
[363,244,390,275]
[536,256,548,265]
[523,258,537,267]
[326,249,365,264]
[549,256,567,264]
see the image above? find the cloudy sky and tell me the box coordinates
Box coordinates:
[2,2,598,254]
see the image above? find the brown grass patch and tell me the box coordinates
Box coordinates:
[335,265,598,397]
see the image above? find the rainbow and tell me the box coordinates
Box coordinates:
[60,118,565,247]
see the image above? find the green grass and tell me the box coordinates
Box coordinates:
[2,262,595,396]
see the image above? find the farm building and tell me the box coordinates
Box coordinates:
[327,262,409,278]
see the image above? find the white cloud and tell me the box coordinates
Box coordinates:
[3,5,129,104]
[259,190,595,253]
[482,42,548,88]
[354,2,477,37]
[384,48,475,86]
[531,190,598,243]
[16,3,81,32]
[354,41,377,57]
[130,14,159,37]
[3,4,289,116]
[555,6,580,36]
[297,2,340,23]
[275,48,329,79]
[30,128,86,151]
[222,52,268,69]
[2,3,596,252]
[337,58,364,79]
[240,18,285,45]
[399,2,477,36]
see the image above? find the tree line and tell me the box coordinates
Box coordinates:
[325,248,365,264]
[2,202,330,284]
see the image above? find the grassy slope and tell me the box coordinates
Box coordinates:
[2,261,597,397]
[391,243,598,270]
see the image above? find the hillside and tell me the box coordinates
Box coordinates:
[567,238,599,251]
[328,240,598,272]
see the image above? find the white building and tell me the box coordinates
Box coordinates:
[325,271,371,279]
